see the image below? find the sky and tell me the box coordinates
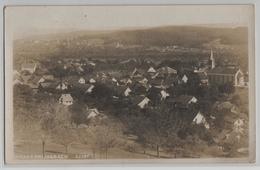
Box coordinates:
[5,5,254,39]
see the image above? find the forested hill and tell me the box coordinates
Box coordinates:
[79,26,248,47]
[14,26,248,69]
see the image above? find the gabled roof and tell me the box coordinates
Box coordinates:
[147,67,156,73]
[39,79,59,89]
[130,95,146,106]
[207,67,240,75]
[138,97,150,109]
[173,95,197,105]
[196,71,208,80]
[73,83,92,90]
[60,93,73,100]
[21,63,37,69]
[158,66,177,74]
[150,78,163,86]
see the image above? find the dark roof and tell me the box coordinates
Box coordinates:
[39,80,58,89]
[21,63,36,69]
[27,75,42,84]
[129,95,147,105]
[158,66,177,74]
[196,72,208,80]
[173,95,195,104]
[207,67,239,75]
[150,78,163,86]
[72,83,92,90]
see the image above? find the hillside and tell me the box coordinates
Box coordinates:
[13,26,248,69]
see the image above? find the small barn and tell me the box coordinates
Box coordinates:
[59,94,73,106]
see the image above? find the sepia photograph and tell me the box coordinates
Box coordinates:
[4,5,255,164]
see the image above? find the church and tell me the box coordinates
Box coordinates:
[206,50,245,87]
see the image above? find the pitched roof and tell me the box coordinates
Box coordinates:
[147,67,156,73]
[158,66,177,74]
[130,95,146,105]
[60,93,73,100]
[173,95,197,104]
[21,63,36,69]
[196,72,208,80]
[207,67,239,75]
[137,97,150,109]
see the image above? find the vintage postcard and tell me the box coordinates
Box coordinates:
[4,5,255,164]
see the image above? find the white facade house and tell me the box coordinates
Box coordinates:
[182,75,188,83]
[189,96,198,104]
[138,97,150,109]
[56,82,68,90]
[147,67,156,73]
[78,77,86,84]
[160,90,170,100]
[139,78,148,85]
[86,85,95,94]
[13,78,23,85]
[21,63,37,74]
[59,94,73,106]
[126,78,132,84]
[87,108,100,119]
[193,112,210,129]
[234,69,244,86]
[124,87,132,96]
[234,118,244,134]
[89,78,96,84]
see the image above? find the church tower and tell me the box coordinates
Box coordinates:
[209,49,215,69]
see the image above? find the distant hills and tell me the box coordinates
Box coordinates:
[87,26,248,47]
[14,25,248,70]
[17,25,248,47]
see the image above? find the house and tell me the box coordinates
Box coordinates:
[131,68,144,78]
[13,70,20,77]
[13,78,23,85]
[138,97,150,109]
[39,80,57,90]
[59,94,73,106]
[78,77,86,84]
[160,90,170,100]
[172,95,198,109]
[124,87,132,97]
[131,82,148,95]
[87,108,100,119]
[181,74,188,83]
[85,84,95,94]
[151,72,159,79]
[139,78,148,85]
[163,75,178,87]
[38,75,55,84]
[193,111,210,129]
[150,78,165,89]
[20,72,32,84]
[13,70,23,84]
[147,67,156,73]
[88,61,96,67]
[112,77,118,83]
[89,78,96,84]
[158,66,177,75]
[234,118,244,134]
[207,67,244,86]
[111,77,120,86]
[21,63,37,74]
[56,82,68,90]
[214,101,238,113]
[196,71,208,86]
[126,78,133,84]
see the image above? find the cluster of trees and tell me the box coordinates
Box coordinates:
[37,101,125,158]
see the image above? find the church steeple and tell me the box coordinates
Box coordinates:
[209,49,215,69]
